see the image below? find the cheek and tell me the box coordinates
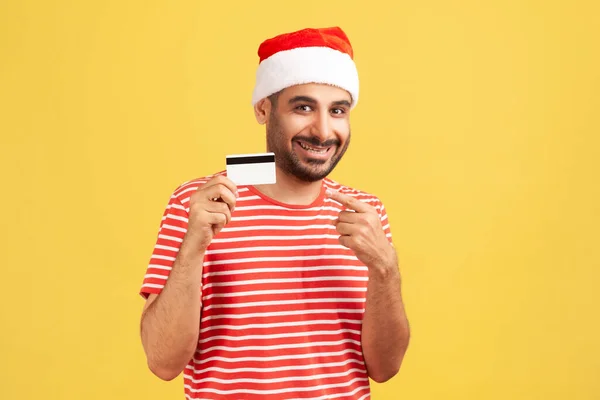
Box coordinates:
[282,116,311,140]
[333,119,351,140]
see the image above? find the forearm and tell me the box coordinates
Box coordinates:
[361,261,410,383]
[141,242,204,380]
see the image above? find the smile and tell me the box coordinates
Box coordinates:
[297,141,330,154]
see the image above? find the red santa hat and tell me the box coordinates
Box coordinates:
[251,27,359,109]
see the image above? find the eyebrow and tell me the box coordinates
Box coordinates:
[289,96,317,105]
[331,100,351,108]
[288,96,351,108]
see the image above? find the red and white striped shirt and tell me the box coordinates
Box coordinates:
[140,172,393,400]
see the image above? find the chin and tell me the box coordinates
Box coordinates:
[298,164,334,182]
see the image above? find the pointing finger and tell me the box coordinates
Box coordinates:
[326,189,370,213]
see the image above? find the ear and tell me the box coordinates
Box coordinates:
[254,98,272,125]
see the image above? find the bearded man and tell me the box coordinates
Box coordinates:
[139,26,410,400]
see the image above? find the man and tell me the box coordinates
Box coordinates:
[139,26,410,399]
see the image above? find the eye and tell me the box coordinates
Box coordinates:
[296,105,312,112]
[331,108,346,115]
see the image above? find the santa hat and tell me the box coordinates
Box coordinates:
[251,27,359,108]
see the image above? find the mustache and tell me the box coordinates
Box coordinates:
[294,136,340,147]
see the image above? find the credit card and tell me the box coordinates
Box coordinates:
[226,152,276,185]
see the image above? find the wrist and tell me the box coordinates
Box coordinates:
[178,234,207,265]
[370,261,398,281]
[369,246,399,281]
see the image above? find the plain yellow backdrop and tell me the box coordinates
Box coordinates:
[1,0,599,399]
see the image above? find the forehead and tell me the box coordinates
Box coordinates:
[279,83,352,104]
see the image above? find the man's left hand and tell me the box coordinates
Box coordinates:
[326,189,397,273]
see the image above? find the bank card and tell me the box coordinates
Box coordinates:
[226,152,276,185]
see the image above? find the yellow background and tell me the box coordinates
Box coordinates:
[1,0,599,399]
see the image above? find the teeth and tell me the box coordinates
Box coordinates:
[299,142,327,153]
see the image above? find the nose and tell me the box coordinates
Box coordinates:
[310,111,333,143]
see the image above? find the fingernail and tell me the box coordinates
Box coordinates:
[325,189,333,197]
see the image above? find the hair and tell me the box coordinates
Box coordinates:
[267,90,282,110]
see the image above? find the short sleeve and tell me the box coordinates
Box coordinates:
[139,192,189,298]
[378,200,393,244]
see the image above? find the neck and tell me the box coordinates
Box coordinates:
[253,167,323,205]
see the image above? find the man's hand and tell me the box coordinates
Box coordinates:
[184,175,238,254]
[327,188,409,382]
[140,175,238,381]
[326,189,396,273]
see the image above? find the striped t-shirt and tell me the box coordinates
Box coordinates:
[140,172,393,400]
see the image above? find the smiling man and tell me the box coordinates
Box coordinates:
[139,27,410,400]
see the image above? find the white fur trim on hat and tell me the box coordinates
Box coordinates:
[251,46,359,108]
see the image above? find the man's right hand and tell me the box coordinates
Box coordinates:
[183,175,238,254]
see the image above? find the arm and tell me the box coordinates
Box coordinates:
[140,175,238,381]
[140,244,205,381]
[360,248,410,383]
[326,189,410,383]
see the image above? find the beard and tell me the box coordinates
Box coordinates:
[266,112,351,182]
